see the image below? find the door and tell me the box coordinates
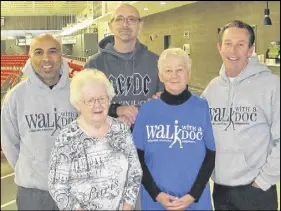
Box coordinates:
[164,35,171,50]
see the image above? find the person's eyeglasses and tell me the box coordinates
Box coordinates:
[82,96,108,106]
[111,16,141,25]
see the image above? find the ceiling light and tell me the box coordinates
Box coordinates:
[144,8,148,11]
[60,18,93,36]
[160,2,166,5]
[25,34,32,38]
[264,1,272,26]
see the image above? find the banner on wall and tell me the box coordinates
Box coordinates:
[26,37,32,45]
[16,37,32,46]
[16,38,26,46]
[61,36,76,44]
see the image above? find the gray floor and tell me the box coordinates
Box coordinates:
[1,142,280,210]
[1,152,17,210]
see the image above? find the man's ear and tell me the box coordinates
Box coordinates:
[217,42,221,53]
[248,45,255,57]
[108,22,113,33]
[138,18,144,33]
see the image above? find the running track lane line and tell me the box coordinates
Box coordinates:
[1,172,15,179]
[1,200,16,209]
[1,173,16,208]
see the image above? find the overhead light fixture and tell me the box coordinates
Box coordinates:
[60,18,93,36]
[160,2,166,5]
[25,33,32,38]
[144,7,148,11]
[264,1,272,26]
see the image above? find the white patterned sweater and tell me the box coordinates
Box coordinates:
[48,117,142,210]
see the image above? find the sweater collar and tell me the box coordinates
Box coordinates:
[160,86,192,105]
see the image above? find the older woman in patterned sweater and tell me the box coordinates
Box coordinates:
[48,69,142,210]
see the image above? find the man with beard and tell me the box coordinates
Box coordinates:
[84,3,163,128]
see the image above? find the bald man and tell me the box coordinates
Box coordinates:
[1,34,78,210]
[84,3,163,128]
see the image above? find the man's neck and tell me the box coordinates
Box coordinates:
[37,73,60,87]
[226,68,242,78]
[225,62,248,78]
[114,39,136,53]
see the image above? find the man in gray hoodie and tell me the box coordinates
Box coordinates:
[202,20,279,210]
[84,3,163,128]
[1,34,78,210]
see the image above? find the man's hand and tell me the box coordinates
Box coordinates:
[151,91,162,99]
[156,192,179,210]
[166,194,195,210]
[118,115,133,128]
[252,182,260,189]
[116,105,138,124]
[122,202,132,210]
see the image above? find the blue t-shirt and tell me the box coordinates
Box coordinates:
[133,95,215,210]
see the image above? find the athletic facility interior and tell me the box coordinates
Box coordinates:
[1,1,280,210]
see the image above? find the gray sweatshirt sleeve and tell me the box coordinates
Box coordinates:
[48,133,81,210]
[0,93,21,169]
[122,131,143,208]
[83,54,98,70]
[254,79,280,191]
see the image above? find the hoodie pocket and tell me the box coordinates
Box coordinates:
[243,152,266,170]
[215,151,258,184]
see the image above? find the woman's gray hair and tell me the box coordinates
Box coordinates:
[70,69,115,105]
[158,48,192,73]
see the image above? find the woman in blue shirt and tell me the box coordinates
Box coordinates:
[133,48,216,210]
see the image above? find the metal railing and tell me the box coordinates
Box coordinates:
[1,72,23,107]
[189,85,204,95]
[63,54,88,62]
[1,76,12,107]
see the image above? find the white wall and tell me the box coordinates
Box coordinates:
[97,20,112,42]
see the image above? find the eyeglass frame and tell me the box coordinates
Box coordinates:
[81,96,109,106]
[110,15,142,25]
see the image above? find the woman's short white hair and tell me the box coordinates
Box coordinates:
[70,69,115,105]
[158,48,192,73]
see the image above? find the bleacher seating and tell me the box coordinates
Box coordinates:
[1,55,27,103]
[64,57,85,78]
[1,55,86,84]
[1,55,29,70]
[1,55,28,69]
[1,55,86,89]
[1,70,22,87]
[1,55,29,60]
[1,55,86,85]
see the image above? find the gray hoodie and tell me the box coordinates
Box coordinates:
[84,35,163,107]
[1,59,78,191]
[201,56,280,191]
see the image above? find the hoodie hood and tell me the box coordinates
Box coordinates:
[219,56,271,85]
[23,58,70,90]
[216,56,273,127]
[97,35,147,61]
